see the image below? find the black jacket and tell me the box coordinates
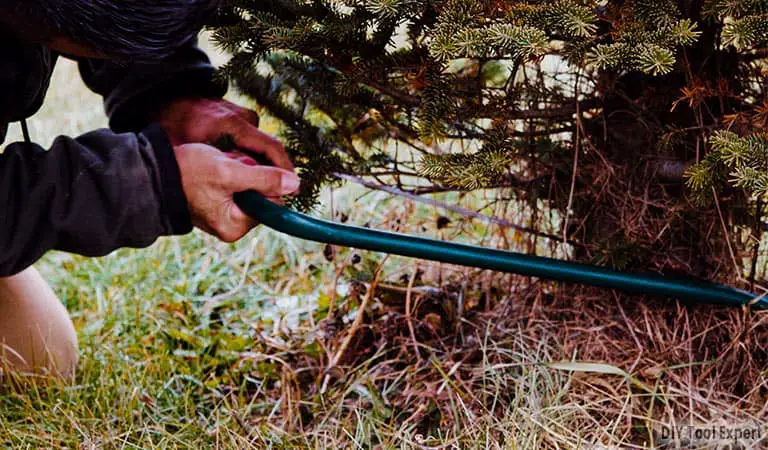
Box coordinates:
[0,31,226,276]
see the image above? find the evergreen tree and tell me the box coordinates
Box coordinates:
[209,0,768,287]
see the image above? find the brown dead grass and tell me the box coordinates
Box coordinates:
[227,255,768,448]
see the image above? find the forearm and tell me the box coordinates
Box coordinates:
[0,125,191,276]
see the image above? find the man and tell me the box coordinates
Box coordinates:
[0,0,300,380]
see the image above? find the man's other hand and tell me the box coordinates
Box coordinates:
[155,98,295,172]
[174,143,300,242]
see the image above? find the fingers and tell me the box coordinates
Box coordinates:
[226,159,301,198]
[226,151,259,167]
[158,98,291,172]
[225,152,290,195]
[231,123,296,172]
[175,142,299,244]
[213,163,295,242]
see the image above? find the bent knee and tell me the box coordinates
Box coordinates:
[0,267,79,381]
[0,330,79,381]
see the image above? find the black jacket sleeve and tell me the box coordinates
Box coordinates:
[78,38,227,133]
[0,124,191,277]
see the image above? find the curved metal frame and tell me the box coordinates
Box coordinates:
[235,191,766,309]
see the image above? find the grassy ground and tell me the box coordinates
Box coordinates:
[2,39,768,449]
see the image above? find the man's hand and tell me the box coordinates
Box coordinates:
[155,98,295,172]
[174,143,300,242]
[156,98,299,242]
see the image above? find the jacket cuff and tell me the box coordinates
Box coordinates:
[142,123,193,235]
[111,68,228,133]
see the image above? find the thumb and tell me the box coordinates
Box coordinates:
[227,162,300,198]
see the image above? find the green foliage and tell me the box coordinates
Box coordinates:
[722,14,768,49]
[209,0,768,279]
[687,131,768,202]
[706,0,768,49]
[419,148,516,190]
[704,0,768,19]
[210,0,707,193]
[508,1,599,37]
[427,23,550,62]
[584,5,701,75]
[634,0,680,27]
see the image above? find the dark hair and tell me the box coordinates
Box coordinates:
[1,0,219,60]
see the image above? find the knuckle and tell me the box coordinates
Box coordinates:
[233,120,252,135]
[219,227,241,243]
[213,162,233,180]
[215,212,253,243]
[221,234,239,244]
[209,217,224,233]
[214,106,237,120]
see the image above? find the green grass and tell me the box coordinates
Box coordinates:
[2,38,766,449]
[1,232,315,448]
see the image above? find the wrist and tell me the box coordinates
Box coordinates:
[143,124,193,235]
